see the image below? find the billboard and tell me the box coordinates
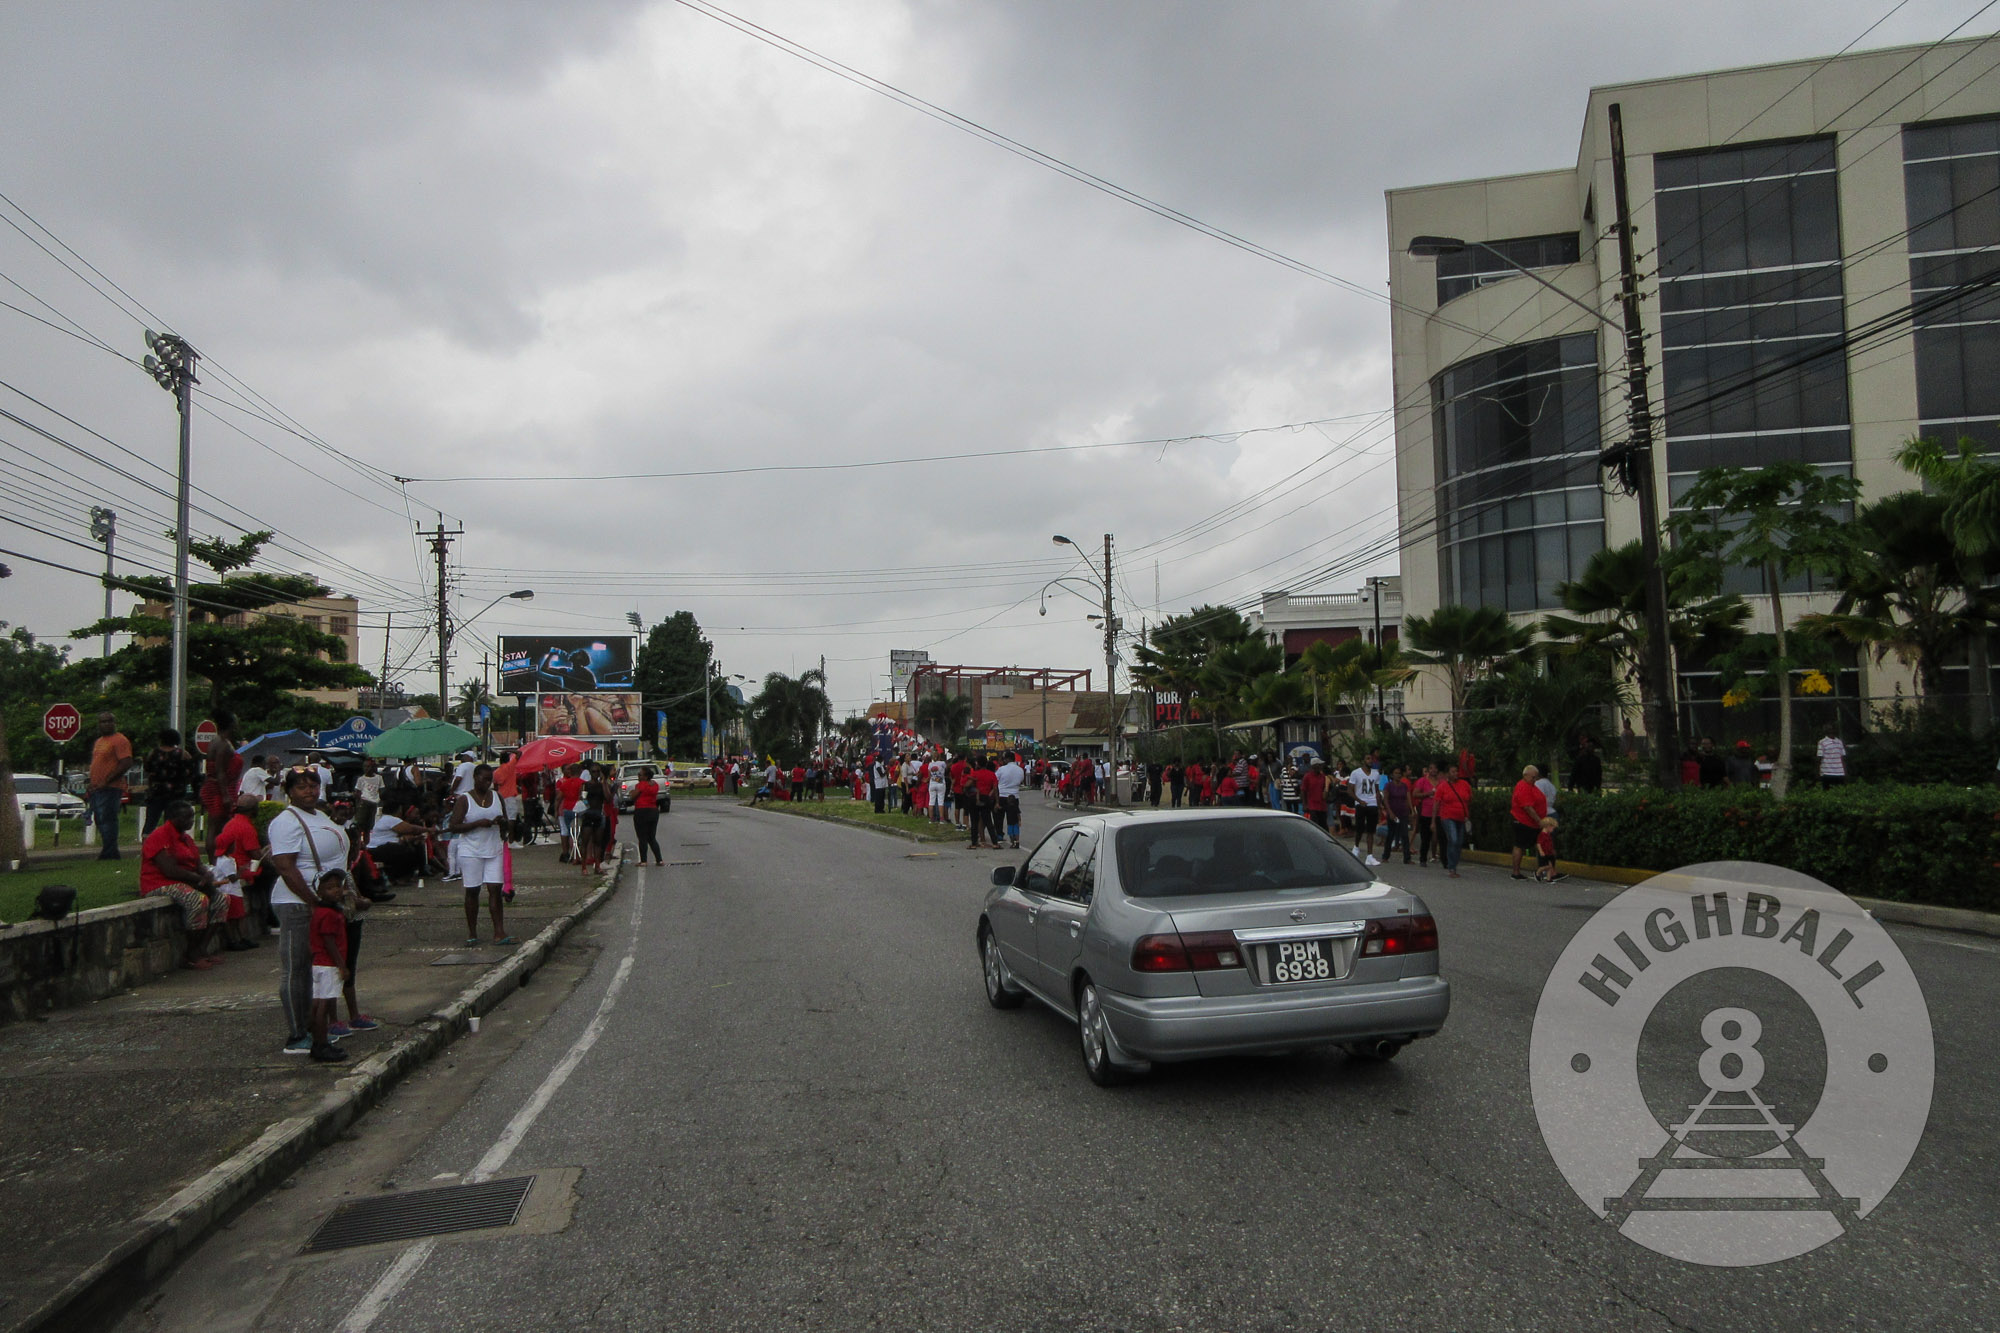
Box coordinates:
[499,635,636,694]
[889,648,931,691]
[536,691,642,739]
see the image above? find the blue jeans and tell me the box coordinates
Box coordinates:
[1440,819,1466,871]
[88,787,123,858]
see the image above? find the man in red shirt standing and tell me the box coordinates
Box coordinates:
[1509,764,1549,880]
[554,764,585,863]
[968,758,999,849]
[1301,758,1329,830]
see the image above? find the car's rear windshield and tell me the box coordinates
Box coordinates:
[1114,818,1372,898]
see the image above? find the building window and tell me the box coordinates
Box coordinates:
[1904,115,2000,454]
[330,616,351,636]
[1432,333,1605,612]
[1435,233,1582,305]
[303,615,323,632]
[1655,137,1851,484]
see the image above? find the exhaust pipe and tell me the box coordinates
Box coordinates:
[1371,1039,1399,1058]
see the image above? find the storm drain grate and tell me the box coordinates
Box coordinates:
[667,860,705,867]
[303,1176,535,1253]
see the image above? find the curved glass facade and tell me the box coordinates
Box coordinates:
[1432,334,1605,611]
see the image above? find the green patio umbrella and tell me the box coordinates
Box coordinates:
[365,717,480,759]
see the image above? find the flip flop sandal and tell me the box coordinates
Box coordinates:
[465,936,480,946]
[494,935,517,945]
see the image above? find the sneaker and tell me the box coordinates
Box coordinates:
[327,1022,352,1040]
[1549,872,1570,883]
[346,1016,381,1031]
[310,1043,348,1064]
[1510,873,1527,880]
[282,1036,313,1056]
[1364,854,1381,867]
[442,873,461,883]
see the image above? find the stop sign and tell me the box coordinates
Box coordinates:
[43,703,82,745]
[193,719,218,754]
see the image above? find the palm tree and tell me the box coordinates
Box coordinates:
[915,689,974,743]
[1668,463,1859,799]
[746,668,833,764]
[453,678,493,729]
[1541,540,1749,765]
[1401,604,1532,745]
[1469,650,1629,784]
[1800,489,1986,705]
[1896,436,2000,728]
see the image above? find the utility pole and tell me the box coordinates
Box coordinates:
[704,647,714,763]
[1368,577,1386,732]
[142,332,197,734]
[377,610,393,726]
[1103,533,1121,806]
[480,653,492,747]
[89,507,115,658]
[1608,103,1682,790]
[426,520,462,719]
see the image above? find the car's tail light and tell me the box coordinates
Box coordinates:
[1361,914,1439,956]
[1132,930,1243,972]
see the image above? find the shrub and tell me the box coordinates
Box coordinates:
[1466,782,2000,911]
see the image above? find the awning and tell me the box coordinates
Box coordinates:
[1222,716,1290,732]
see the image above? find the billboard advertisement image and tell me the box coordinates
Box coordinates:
[499,635,636,693]
[537,691,642,739]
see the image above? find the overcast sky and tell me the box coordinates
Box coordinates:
[0,0,1986,717]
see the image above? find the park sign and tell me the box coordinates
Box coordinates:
[43,703,81,745]
[316,716,385,753]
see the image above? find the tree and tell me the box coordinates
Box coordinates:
[454,678,494,729]
[633,612,718,759]
[1800,489,1986,705]
[1540,541,1750,766]
[1132,604,1261,740]
[1896,436,2000,728]
[1469,650,1629,784]
[1401,604,1533,745]
[72,530,370,723]
[1668,463,1860,799]
[915,689,974,743]
[746,669,832,765]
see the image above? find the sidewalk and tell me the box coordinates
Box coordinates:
[0,840,605,1328]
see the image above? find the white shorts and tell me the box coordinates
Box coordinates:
[312,964,343,1001]
[459,851,505,888]
[502,796,521,818]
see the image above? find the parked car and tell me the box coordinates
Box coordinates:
[14,774,87,822]
[613,760,672,812]
[978,808,1450,1085]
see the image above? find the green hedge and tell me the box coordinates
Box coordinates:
[1466,783,2000,912]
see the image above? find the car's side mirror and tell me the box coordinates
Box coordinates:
[991,865,1016,887]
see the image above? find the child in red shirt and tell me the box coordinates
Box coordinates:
[1534,817,1566,883]
[308,870,351,1063]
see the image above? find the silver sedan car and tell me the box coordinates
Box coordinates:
[977,808,1450,1085]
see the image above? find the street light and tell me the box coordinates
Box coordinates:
[141,329,197,734]
[1046,532,1122,802]
[448,589,532,729]
[1408,219,1679,787]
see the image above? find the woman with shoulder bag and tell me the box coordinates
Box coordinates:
[1434,762,1474,879]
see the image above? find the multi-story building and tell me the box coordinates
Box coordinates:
[1387,37,2000,738]
[138,590,364,710]
[1249,580,1402,663]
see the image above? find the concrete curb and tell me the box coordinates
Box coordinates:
[741,801,962,846]
[1458,848,2000,938]
[9,858,627,1333]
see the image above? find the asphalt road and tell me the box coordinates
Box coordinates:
[119,796,1999,1332]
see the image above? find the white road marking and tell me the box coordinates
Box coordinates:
[336,867,648,1333]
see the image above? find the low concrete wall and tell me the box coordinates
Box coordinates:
[0,897,192,1023]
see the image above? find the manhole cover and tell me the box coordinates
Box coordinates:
[304,1176,535,1253]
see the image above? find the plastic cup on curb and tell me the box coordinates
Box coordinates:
[469,1015,480,1034]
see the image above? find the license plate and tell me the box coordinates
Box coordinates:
[1264,938,1343,984]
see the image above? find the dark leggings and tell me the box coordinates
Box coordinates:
[1418,816,1437,864]
[633,809,662,862]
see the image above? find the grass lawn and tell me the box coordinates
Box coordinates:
[0,856,147,922]
[749,794,964,843]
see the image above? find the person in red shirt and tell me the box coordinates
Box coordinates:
[1301,758,1329,829]
[789,763,806,803]
[1217,770,1238,803]
[1509,764,1550,880]
[307,871,351,1063]
[140,800,222,970]
[949,756,972,830]
[212,791,264,950]
[1434,762,1474,878]
[1534,817,1566,882]
[554,764,585,863]
[630,766,663,865]
[968,758,999,848]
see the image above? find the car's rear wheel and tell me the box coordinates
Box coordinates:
[1077,979,1133,1086]
[981,926,1024,1009]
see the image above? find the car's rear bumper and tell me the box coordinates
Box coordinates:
[1098,975,1450,1062]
